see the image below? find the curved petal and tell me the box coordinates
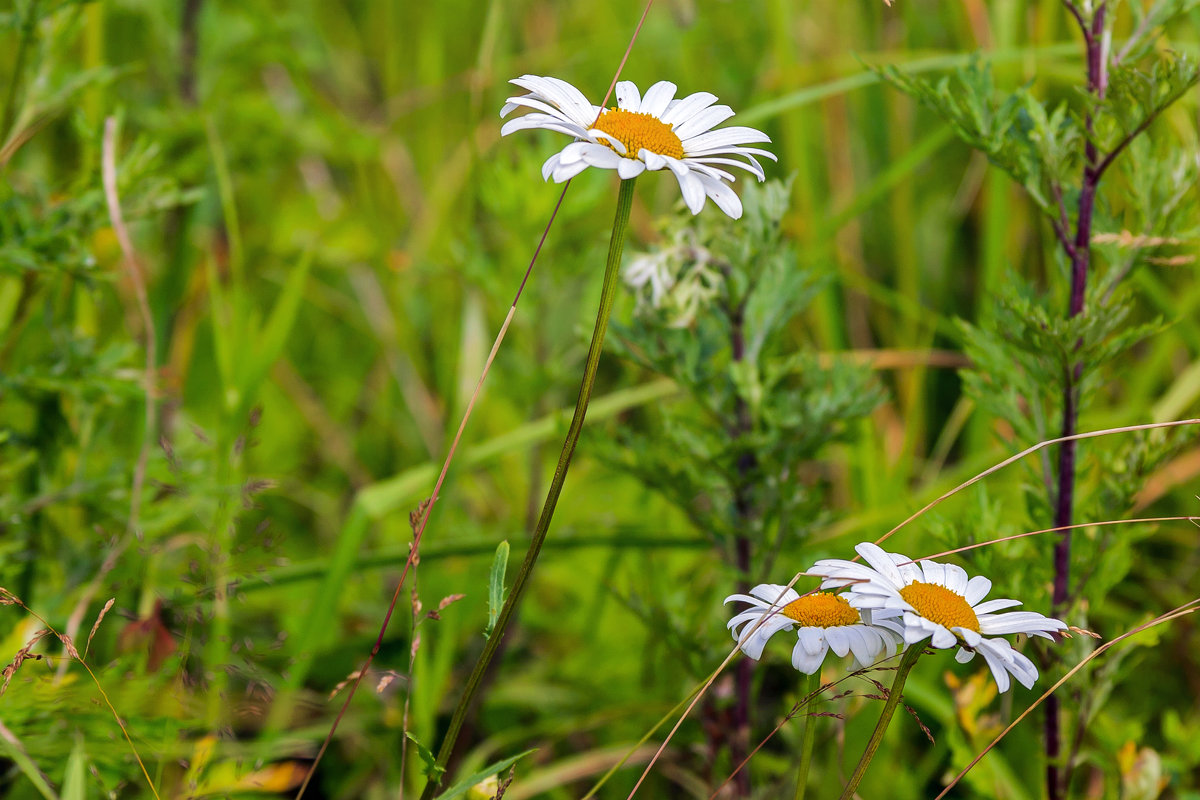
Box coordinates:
[641,149,669,171]
[845,627,877,666]
[501,114,591,139]
[854,543,908,590]
[674,105,736,139]
[617,157,646,179]
[749,584,800,607]
[685,155,765,181]
[791,640,828,675]
[666,160,707,214]
[943,563,969,595]
[684,126,773,151]
[930,625,957,649]
[615,80,641,111]
[640,81,678,117]
[510,75,596,126]
[798,627,827,656]
[695,171,743,219]
[963,575,993,606]
[972,598,1023,615]
[957,627,982,648]
[824,627,850,658]
[661,91,719,126]
[979,611,1066,636]
[919,560,946,587]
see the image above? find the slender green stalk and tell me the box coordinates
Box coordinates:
[2,0,40,142]
[837,646,923,800]
[419,178,637,800]
[792,671,821,800]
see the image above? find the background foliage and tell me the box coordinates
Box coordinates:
[1,0,1199,798]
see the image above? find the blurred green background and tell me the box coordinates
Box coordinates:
[2,0,1199,798]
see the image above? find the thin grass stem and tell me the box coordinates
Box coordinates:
[418,177,638,799]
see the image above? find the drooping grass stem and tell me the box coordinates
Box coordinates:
[418,178,637,799]
[836,646,922,800]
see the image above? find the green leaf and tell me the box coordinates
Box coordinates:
[432,749,536,800]
[484,540,510,639]
[406,732,446,782]
[61,738,86,800]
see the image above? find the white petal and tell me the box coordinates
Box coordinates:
[824,627,850,658]
[587,130,628,156]
[792,641,828,674]
[509,75,596,126]
[920,560,947,587]
[954,647,975,664]
[930,626,957,649]
[685,126,773,151]
[979,611,1066,636]
[845,627,877,666]
[943,563,969,595]
[641,149,669,171]
[972,598,1023,614]
[957,628,982,647]
[500,115,591,139]
[685,145,778,162]
[724,593,769,609]
[615,81,641,111]
[661,91,719,126]
[639,81,678,117]
[798,627,826,656]
[685,155,765,181]
[674,105,735,139]
[854,543,908,590]
[666,159,706,214]
[695,172,743,219]
[548,158,592,182]
[749,584,800,606]
[577,146,624,171]
[558,140,606,165]
[963,576,993,606]
[617,158,646,179]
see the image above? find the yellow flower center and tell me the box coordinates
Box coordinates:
[592,108,685,160]
[899,582,980,633]
[780,592,861,628]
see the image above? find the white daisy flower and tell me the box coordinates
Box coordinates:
[500,74,776,219]
[809,543,1068,693]
[725,584,903,675]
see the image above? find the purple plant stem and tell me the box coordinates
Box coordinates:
[1047,5,1106,799]
[729,300,754,799]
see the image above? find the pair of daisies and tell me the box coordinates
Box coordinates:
[726,543,1068,693]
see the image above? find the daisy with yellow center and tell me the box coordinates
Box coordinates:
[724,584,902,674]
[500,75,776,219]
[809,542,1068,692]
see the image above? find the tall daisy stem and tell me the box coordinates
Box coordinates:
[837,647,923,800]
[792,671,821,800]
[419,178,637,799]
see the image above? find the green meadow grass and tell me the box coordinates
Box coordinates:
[2,0,1199,798]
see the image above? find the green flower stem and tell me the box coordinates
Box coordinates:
[792,671,821,800]
[837,646,924,800]
[419,177,637,800]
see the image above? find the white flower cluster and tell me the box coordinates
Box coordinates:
[726,542,1067,691]
[623,227,723,328]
